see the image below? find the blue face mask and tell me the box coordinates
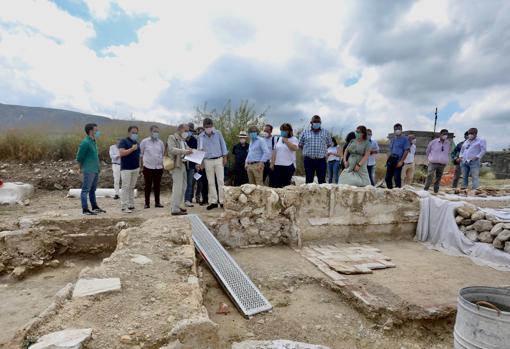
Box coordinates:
[130,133,138,142]
[188,131,193,137]
[151,132,159,139]
[94,130,101,138]
[312,123,321,130]
[249,132,258,140]
[280,130,288,138]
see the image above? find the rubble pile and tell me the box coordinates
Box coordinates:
[445,186,510,197]
[455,205,510,253]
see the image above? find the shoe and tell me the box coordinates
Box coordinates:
[144,204,150,209]
[113,195,120,200]
[128,206,135,210]
[155,203,164,208]
[200,201,208,206]
[82,209,97,215]
[180,208,187,213]
[122,208,133,213]
[171,211,187,216]
[207,204,218,210]
[185,201,194,207]
[220,203,224,208]
[91,207,106,213]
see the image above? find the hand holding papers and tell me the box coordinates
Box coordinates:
[184,149,205,164]
[193,172,202,180]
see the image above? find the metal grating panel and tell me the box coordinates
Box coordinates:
[188,214,272,317]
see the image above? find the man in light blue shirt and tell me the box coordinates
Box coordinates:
[245,126,271,185]
[460,127,487,190]
[385,123,410,189]
[198,118,228,210]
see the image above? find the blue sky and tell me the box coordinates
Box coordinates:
[1,0,509,149]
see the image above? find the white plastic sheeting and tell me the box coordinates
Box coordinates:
[416,191,510,272]
[67,188,138,198]
[0,182,34,204]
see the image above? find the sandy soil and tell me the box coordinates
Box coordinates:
[203,246,452,349]
[0,255,105,346]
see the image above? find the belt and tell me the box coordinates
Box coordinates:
[247,161,261,165]
[305,156,325,160]
[112,162,120,165]
[206,156,221,160]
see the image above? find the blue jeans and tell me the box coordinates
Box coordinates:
[327,160,340,184]
[185,166,195,202]
[304,157,327,184]
[461,159,480,189]
[81,172,98,210]
[367,165,375,186]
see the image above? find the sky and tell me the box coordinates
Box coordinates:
[0,0,509,149]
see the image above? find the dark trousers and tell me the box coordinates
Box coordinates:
[452,162,462,188]
[234,165,249,186]
[424,163,446,193]
[143,167,163,205]
[367,165,375,186]
[263,161,272,184]
[385,155,403,189]
[196,169,208,203]
[271,164,295,188]
[304,157,327,184]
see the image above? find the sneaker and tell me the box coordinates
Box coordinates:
[206,203,218,210]
[171,211,187,216]
[180,208,187,213]
[155,203,164,208]
[200,201,208,206]
[122,208,133,214]
[144,204,150,209]
[113,195,120,200]
[220,203,224,208]
[92,207,106,213]
[82,209,97,215]
[185,201,194,207]
[128,206,135,210]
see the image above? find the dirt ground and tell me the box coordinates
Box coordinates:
[0,255,105,346]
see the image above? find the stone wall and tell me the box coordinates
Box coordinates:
[212,184,421,248]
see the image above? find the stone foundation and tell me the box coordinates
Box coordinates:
[212,184,421,248]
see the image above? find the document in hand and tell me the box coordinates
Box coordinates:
[193,172,202,180]
[184,150,205,164]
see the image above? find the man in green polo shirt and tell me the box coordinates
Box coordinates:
[76,123,106,215]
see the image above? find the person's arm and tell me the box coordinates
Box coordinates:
[354,147,371,172]
[283,137,298,151]
[119,140,137,157]
[169,137,191,155]
[426,141,432,157]
[76,140,88,165]
[476,139,487,160]
[398,138,410,167]
[343,147,349,168]
[298,132,305,149]
[270,149,276,170]
[261,140,271,165]
[109,145,115,160]
[219,133,228,165]
[387,140,393,160]
[371,141,379,155]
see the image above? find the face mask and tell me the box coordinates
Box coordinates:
[312,123,321,130]
[205,127,213,135]
[181,132,188,139]
[367,135,372,140]
[94,130,101,138]
[394,129,402,136]
[468,134,475,140]
[151,132,159,139]
[440,135,447,141]
[355,131,361,139]
[249,132,258,140]
[259,131,268,138]
[188,131,193,137]
[411,139,417,144]
[240,138,247,144]
[280,130,288,138]
[130,133,138,142]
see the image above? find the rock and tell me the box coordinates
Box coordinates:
[455,215,464,224]
[72,278,121,298]
[240,217,251,228]
[496,230,510,242]
[471,211,485,221]
[505,241,510,253]
[64,261,76,268]
[472,220,493,233]
[466,224,474,231]
[504,223,510,230]
[478,231,494,243]
[485,213,497,222]
[120,335,134,344]
[238,194,248,204]
[459,225,467,232]
[0,262,5,273]
[131,254,153,265]
[456,206,476,219]
[48,259,60,268]
[491,223,505,237]
[54,183,64,190]
[12,266,27,279]
[493,238,504,249]
[115,221,128,230]
[241,184,257,195]
[465,230,479,242]
[23,199,30,206]
[18,217,38,229]
[232,340,331,349]
[460,219,473,226]
[29,328,92,349]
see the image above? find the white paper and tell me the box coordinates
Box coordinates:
[184,150,205,164]
[193,172,202,180]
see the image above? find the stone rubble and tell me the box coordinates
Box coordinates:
[72,278,121,298]
[232,340,331,349]
[454,205,510,253]
[28,328,92,349]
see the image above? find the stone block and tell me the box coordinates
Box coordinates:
[491,223,505,237]
[471,211,485,221]
[456,206,476,219]
[478,231,494,243]
[465,230,478,242]
[493,238,504,249]
[72,278,121,298]
[505,241,510,253]
[30,328,92,349]
[130,254,153,265]
[496,230,510,242]
[460,219,473,226]
[472,220,493,232]
[455,215,464,224]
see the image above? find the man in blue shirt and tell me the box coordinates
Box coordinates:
[299,115,332,184]
[385,123,410,189]
[118,126,141,213]
[198,118,228,210]
[245,126,271,185]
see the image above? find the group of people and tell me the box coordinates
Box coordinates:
[75,115,486,216]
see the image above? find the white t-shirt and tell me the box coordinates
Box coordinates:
[327,146,340,162]
[405,144,416,164]
[274,136,298,166]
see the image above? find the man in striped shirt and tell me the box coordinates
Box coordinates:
[299,115,332,184]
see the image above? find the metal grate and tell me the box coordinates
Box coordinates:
[188,214,272,317]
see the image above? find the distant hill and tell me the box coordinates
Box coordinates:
[0,103,175,133]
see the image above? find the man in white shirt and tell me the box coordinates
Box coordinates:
[460,128,487,190]
[402,134,416,186]
[140,125,165,208]
[109,141,121,199]
[366,129,379,186]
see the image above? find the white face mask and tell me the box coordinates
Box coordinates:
[394,129,402,136]
[468,134,475,140]
[440,135,447,141]
[205,127,213,135]
[181,131,188,139]
[240,138,247,144]
[411,139,417,144]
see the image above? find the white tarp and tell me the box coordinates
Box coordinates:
[415,191,510,272]
[0,182,34,204]
[67,188,138,198]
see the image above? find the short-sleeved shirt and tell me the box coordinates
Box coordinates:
[140,137,165,169]
[119,137,140,170]
[405,144,416,164]
[327,146,340,162]
[367,139,379,166]
[274,136,299,166]
[232,143,249,167]
[389,136,410,160]
[299,128,332,159]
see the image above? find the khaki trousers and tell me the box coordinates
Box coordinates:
[204,158,225,204]
[402,162,415,186]
[171,166,187,213]
[246,163,264,185]
[121,168,139,209]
